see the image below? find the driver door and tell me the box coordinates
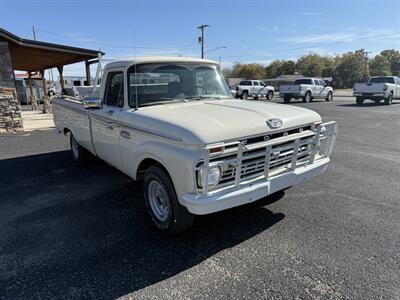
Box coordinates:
[91,71,124,167]
[319,80,329,97]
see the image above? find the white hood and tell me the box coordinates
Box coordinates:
[133,100,321,144]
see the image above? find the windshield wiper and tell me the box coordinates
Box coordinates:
[185,95,226,100]
[140,99,187,107]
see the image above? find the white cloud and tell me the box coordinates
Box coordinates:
[291,12,324,16]
[278,33,355,44]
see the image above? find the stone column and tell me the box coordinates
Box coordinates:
[0,42,23,133]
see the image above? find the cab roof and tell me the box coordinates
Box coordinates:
[104,56,219,70]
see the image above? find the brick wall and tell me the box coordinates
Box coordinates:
[0,41,23,133]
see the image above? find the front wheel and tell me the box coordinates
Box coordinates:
[283,95,291,103]
[241,91,248,100]
[384,93,393,105]
[267,91,274,100]
[143,166,194,234]
[325,92,333,102]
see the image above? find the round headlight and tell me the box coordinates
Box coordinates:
[199,166,221,187]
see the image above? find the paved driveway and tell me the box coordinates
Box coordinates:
[0,97,399,299]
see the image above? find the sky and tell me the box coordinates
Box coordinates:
[1,0,400,77]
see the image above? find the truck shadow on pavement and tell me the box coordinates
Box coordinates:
[0,150,285,300]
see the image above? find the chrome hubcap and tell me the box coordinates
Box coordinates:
[71,136,79,159]
[148,180,170,222]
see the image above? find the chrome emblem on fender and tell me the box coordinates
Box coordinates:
[266,118,283,129]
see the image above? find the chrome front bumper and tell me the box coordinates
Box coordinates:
[182,121,337,215]
[182,157,329,215]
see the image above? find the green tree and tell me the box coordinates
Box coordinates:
[335,49,368,87]
[265,60,284,78]
[369,55,391,76]
[296,54,327,77]
[281,60,296,75]
[228,62,266,79]
[380,49,400,76]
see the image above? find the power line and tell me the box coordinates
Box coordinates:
[36,28,198,50]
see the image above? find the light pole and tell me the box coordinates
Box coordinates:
[197,24,210,59]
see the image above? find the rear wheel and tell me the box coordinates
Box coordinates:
[356,97,364,105]
[325,91,333,102]
[241,91,248,100]
[70,133,89,166]
[283,95,291,103]
[384,93,393,105]
[254,95,259,100]
[303,91,311,103]
[143,165,194,234]
[267,91,274,100]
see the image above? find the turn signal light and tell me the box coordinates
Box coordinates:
[209,147,223,154]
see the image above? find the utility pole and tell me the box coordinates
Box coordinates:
[364,50,372,80]
[32,26,37,40]
[197,24,210,59]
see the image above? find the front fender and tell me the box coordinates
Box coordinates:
[122,141,201,202]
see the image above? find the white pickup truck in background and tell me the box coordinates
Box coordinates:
[353,76,400,105]
[235,80,274,100]
[52,57,337,234]
[280,78,333,103]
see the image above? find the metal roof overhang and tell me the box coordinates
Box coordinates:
[0,28,104,72]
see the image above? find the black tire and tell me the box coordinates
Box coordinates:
[267,91,274,100]
[283,95,291,103]
[241,91,248,100]
[384,93,393,105]
[254,95,259,100]
[69,133,89,166]
[325,91,333,102]
[375,99,381,104]
[356,97,364,105]
[303,91,311,103]
[143,165,194,234]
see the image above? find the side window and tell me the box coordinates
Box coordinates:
[253,81,259,86]
[313,79,320,85]
[319,80,325,86]
[104,72,124,107]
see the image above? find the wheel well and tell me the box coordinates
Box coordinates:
[63,128,71,135]
[137,158,170,180]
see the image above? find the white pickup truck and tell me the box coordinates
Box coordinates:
[280,78,334,103]
[353,76,400,105]
[53,57,337,234]
[235,80,274,100]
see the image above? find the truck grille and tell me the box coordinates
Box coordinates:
[196,121,337,195]
[219,137,312,184]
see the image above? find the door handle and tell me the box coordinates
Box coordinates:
[120,130,131,139]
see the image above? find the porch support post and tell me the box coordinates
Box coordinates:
[28,72,38,111]
[39,70,51,113]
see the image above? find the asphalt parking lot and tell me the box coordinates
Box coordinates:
[0,96,399,299]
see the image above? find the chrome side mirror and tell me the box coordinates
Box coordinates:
[83,97,102,109]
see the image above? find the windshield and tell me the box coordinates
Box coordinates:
[369,77,394,84]
[128,63,232,107]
